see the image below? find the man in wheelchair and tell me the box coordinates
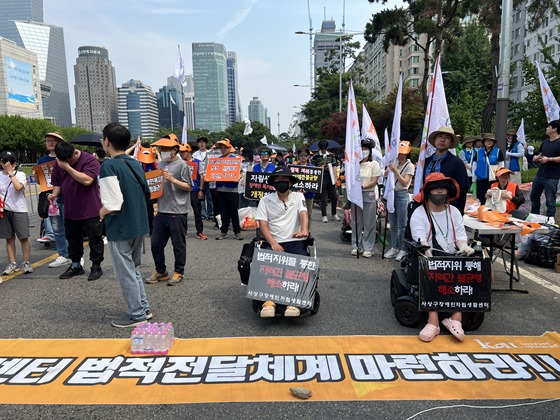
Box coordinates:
[410,172,475,342]
[255,166,309,317]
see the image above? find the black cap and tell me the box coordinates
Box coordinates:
[0,151,16,161]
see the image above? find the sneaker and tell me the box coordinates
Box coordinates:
[384,248,399,259]
[22,261,33,273]
[59,265,85,279]
[167,272,183,286]
[234,233,243,240]
[103,237,108,245]
[260,302,276,318]
[111,316,146,328]
[216,215,222,229]
[88,265,103,281]
[146,309,153,320]
[332,214,341,221]
[284,306,300,317]
[197,233,208,240]
[0,277,3,284]
[322,216,328,223]
[547,216,556,225]
[351,248,358,256]
[3,262,20,275]
[395,250,408,261]
[362,251,374,258]
[49,256,71,268]
[36,236,51,244]
[216,233,228,240]
[146,271,170,284]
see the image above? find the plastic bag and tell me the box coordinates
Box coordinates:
[0,196,4,219]
[238,207,258,230]
[48,200,60,217]
[524,226,560,268]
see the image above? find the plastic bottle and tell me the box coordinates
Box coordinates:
[474,241,483,258]
[130,328,142,354]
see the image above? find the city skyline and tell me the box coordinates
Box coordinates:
[42,0,389,134]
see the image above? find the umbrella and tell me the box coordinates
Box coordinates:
[309,140,342,151]
[70,133,102,146]
[268,144,287,153]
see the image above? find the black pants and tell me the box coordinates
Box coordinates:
[476,179,492,204]
[151,213,187,275]
[190,191,204,234]
[65,217,104,265]
[216,191,240,235]
[320,175,338,217]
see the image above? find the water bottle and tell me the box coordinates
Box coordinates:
[474,241,483,258]
[130,328,142,354]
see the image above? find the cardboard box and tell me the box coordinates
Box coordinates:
[557,253,560,265]
[555,263,560,273]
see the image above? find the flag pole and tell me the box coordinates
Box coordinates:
[169,92,174,130]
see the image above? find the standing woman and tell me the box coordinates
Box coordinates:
[350,140,381,258]
[505,129,525,185]
[383,141,415,261]
[473,133,504,204]
[294,147,314,228]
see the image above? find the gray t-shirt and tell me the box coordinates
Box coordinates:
[157,157,192,214]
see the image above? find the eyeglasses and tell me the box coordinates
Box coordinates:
[260,152,270,156]
[299,153,308,157]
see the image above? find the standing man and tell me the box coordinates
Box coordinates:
[147,136,192,286]
[49,143,104,280]
[99,123,152,328]
[531,120,560,224]
[37,132,70,268]
[179,143,207,240]
[193,136,213,220]
[311,140,340,223]
[423,126,469,214]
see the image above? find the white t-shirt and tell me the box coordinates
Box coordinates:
[360,160,382,192]
[255,191,307,243]
[0,171,28,212]
[410,204,467,254]
[192,150,208,173]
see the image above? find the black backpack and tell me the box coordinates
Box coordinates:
[37,191,50,219]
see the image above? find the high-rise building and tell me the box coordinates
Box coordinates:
[0,0,43,44]
[118,79,159,139]
[248,97,267,126]
[183,74,195,130]
[73,46,118,133]
[314,19,341,84]
[0,36,43,118]
[156,81,183,131]
[227,51,242,125]
[192,42,228,132]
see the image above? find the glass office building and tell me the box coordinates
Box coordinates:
[227,51,242,125]
[118,79,159,139]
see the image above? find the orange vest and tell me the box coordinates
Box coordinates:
[490,181,518,213]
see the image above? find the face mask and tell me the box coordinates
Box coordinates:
[160,151,171,161]
[274,181,290,194]
[362,150,370,158]
[429,193,447,206]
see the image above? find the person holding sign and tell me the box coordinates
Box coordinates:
[179,144,207,240]
[484,167,525,214]
[410,172,475,343]
[311,140,340,223]
[255,166,309,317]
[294,147,315,227]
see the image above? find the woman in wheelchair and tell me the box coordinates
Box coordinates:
[410,172,475,342]
[255,166,309,317]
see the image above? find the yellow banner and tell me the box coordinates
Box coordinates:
[1,333,559,404]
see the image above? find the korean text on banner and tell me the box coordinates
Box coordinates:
[205,157,242,182]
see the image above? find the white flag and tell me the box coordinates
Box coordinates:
[181,115,188,145]
[260,136,268,145]
[169,94,176,106]
[361,104,383,166]
[133,135,140,159]
[243,118,253,135]
[174,45,185,84]
[383,74,403,213]
[517,118,526,145]
[292,143,296,153]
[288,116,299,137]
[344,79,363,209]
[536,61,560,123]
[413,54,451,195]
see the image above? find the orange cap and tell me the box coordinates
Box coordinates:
[137,145,155,164]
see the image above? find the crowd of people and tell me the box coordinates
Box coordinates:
[0,120,559,334]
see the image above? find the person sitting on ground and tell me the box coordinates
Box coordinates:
[485,167,525,213]
[255,166,309,318]
[410,172,475,343]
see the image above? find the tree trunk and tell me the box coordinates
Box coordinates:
[481,31,500,132]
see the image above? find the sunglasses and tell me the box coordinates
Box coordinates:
[299,153,308,157]
[260,152,270,156]
[2,159,15,164]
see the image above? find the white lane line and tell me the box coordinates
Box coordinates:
[519,266,560,295]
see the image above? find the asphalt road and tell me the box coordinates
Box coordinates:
[0,201,559,419]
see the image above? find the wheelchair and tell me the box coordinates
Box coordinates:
[237,231,320,318]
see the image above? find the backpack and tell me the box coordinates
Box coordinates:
[38,191,50,219]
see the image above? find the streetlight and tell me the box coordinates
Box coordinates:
[295,29,363,112]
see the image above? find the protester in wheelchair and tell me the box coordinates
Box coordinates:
[255,166,309,317]
[410,172,475,342]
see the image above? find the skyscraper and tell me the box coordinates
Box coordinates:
[313,19,341,84]
[248,97,267,126]
[118,79,159,139]
[227,51,242,125]
[156,81,183,131]
[192,42,228,132]
[74,46,118,133]
[182,74,195,130]
[0,1,72,126]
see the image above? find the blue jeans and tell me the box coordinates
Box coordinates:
[530,175,559,217]
[109,237,150,321]
[388,190,409,251]
[200,184,213,219]
[49,202,68,258]
[151,213,187,275]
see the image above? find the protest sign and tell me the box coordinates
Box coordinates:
[33,161,56,192]
[289,165,323,194]
[244,171,275,200]
[204,157,242,182]
[145,169,164,200]
[186,160,198,181]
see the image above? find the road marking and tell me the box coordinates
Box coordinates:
[519,266,560,295]
[1,253,59,282]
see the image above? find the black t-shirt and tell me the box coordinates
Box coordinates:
[537,138,560,179]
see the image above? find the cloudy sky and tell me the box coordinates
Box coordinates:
[44,0,394,134]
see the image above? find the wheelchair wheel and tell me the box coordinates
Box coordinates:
[394,296,422,328]
[252,299,261,314]
[462,312,485,331]
[310,290,320,316]
[339,230,351,242]
[390,269,407,307]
